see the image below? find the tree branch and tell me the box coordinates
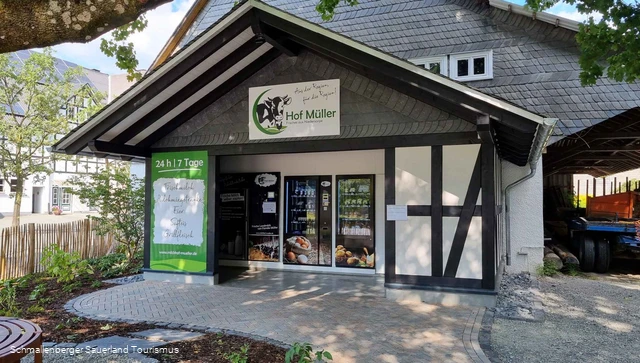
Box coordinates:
[0,0,172,53]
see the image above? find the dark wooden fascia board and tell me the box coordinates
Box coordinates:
[65,12,254,154]
[136,48,282,149]
[87,140,150,158]
[151,132,479,156]
[111,38,262,145]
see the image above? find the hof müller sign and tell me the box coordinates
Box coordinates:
[248,79,340,140]
[150,151,207,273]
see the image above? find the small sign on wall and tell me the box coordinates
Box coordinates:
[248,79,340,140]
[386,205,408,221]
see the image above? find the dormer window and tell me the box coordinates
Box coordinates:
[450,50,493,81]
[411,56,447,76]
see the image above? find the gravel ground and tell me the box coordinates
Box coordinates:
[491,272,640,363]
[494,273,543,321]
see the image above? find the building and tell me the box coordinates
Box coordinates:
[0,50,134,216]
[53,0,640,305]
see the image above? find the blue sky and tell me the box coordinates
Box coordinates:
[51,0,195,74]
[50,0,590,75]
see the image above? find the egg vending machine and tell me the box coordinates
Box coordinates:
[283,176,332,266]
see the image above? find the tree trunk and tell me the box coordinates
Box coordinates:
[0,0,172,53]
[11,178,24,226]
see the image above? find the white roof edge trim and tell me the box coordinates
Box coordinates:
[250,0,545,124]
[489,0,580,32]
[56,2,253,150]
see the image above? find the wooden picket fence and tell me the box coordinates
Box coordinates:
[0,219,115,281]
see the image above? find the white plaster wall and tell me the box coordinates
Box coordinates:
[395,147,432,276]
[502,158,544,274]
[443,145,482,279]
[220,150,385,275]
[394,145,483,279]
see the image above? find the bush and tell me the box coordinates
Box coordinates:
[42,244,94,283]
[286,342,333,363]
[0,280,20,316]
[537,260,559,277]
[88,251,143,279]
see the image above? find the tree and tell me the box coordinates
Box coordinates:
[67,163,145,260]
[0,49,99,226]
[526,0,640,85]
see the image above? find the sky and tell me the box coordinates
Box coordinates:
[51,0,195,74]
[49,0,595,75]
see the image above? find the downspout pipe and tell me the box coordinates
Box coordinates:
[505,119,556,266]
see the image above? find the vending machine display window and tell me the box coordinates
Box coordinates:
[336,175,375,268]
[284,176,332,266]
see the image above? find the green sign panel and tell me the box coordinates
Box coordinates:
[150,151,208,273]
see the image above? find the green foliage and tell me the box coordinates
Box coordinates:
[26,305,45,314]
[316,0,359,21]
[562,263,581,276]
[68,164,145,261]
[0,280,20,316]
[28,283,47,301]
[224,343,249,363]
[526,0,640,85]
[42,244,94,283]
[0,49,103,225]
[88,251,143,278]
[537,260,559,277]
[91,280,103,289]
[286,342,333,363]
[100,16,148,81]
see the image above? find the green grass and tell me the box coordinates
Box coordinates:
[537,260,559,277]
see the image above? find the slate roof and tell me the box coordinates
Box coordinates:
[178,0,640,144]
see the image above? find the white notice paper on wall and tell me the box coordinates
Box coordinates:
[386,205,408,221]
[262,202,276,214]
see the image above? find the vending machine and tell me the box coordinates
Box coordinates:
[336,175,375,268]
[284,176,332,266]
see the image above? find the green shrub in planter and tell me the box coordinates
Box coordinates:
[42,244,94,283]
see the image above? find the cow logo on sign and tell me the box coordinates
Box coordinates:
[252,89,291,135]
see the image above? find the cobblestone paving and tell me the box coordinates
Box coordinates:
[69,270,489,363]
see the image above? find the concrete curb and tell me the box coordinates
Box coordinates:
[478,308,502,363]
[463,308,492,363]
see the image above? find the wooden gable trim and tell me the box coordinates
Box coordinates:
[150,0,211,71]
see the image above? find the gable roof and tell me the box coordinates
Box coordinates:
[52,0,554,166]
[158,0,639,146]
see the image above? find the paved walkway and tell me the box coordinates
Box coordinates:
[68,269,490,363]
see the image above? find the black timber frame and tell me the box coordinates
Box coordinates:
[384,140,497,291]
